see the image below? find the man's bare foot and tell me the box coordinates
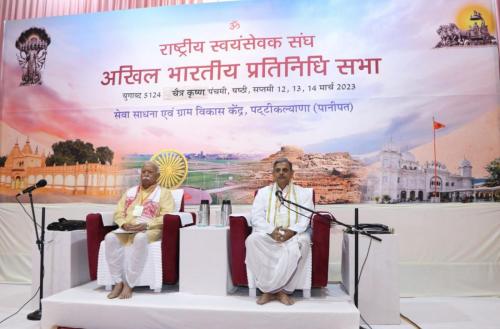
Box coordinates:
[276,291,295,305]
[256,292,274,305]
[107,282,123,299]
[118,282,133,299]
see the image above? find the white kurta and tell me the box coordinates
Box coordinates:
[245,183,313,293]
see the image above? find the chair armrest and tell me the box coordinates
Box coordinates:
[161,212,196,284]
[311,213,332,288]
[229,215,253,286]
[167,211,196,227]
[86,213,118,280]
[230,212,252,226]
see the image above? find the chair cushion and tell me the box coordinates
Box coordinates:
[171,189,184,212]
[100,211,115,226]
[168,212,194,226]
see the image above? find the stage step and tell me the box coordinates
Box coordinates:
[41,282,359,329]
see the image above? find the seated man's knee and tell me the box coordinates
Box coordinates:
[297,234,311,248]
[133,232,148,245]
[245,232,260,248]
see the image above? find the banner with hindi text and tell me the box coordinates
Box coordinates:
[1,0,498,204]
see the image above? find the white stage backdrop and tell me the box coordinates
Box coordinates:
[0,203,114,284]
[323,203,500,297]
[1,202,499,297]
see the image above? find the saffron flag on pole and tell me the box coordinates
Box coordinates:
[433,120,445,130]
[431,118,445,197]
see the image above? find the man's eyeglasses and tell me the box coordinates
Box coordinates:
[274,168,290,173]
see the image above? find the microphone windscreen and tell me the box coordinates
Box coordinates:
[37,179,48,188]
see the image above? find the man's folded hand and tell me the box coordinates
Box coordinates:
[270,226,296,242]
[283,228,296,241]
[122,223,147,232]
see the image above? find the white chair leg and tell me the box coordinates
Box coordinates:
[153,287,161,293]
[303,289,311,299]
[105,285,112,291]
[249,288,257,297]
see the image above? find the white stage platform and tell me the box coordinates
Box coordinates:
[41,282,359,329]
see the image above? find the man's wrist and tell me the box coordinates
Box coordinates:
[285,229,296,240]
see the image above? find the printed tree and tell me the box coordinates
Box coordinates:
[45,139,114,166]
[96,146,114,165]
[485,157,500,187]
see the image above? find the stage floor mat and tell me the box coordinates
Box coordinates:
[41,281,359,329]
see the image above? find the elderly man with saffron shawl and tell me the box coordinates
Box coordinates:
[104,161,174,299]
[245,158,313,305]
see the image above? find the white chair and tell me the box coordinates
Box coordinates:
[96,189,192,292]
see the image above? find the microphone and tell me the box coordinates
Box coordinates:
[16,179,47,197]
[275,190,283,202]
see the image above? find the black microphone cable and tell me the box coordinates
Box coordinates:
[358,235,373,283]
[280,200,375,329]
[15,195,42,229]
[358,235,374,329]
[0,286,40,325]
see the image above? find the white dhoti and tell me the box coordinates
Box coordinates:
[245,231,311,293]
[104,232,149,288]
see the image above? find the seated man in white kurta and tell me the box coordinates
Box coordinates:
[245,158,313,305]
[104,161,174,299]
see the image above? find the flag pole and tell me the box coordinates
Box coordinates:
[433,117,438,197]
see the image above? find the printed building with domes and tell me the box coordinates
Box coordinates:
[0,138,123,196]
[365,142,473,202]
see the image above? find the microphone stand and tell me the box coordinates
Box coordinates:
[278,194,381,329]
[277,193,381,242]
[26,195,45,321]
